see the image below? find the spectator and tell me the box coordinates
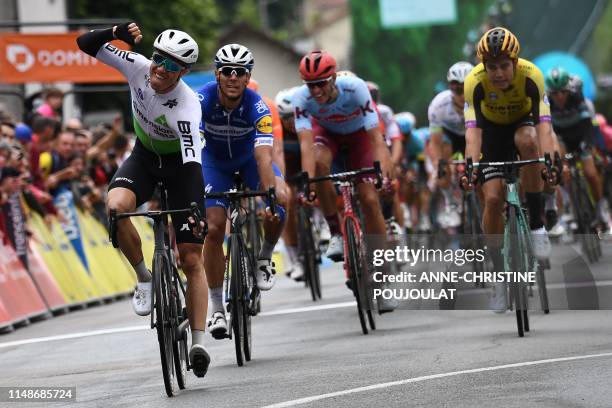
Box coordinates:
[1,121,16,140]
[30,116,60,189]
[36,87,64,120]
[74,130,93,157]
[64,117,84,132]
[39,131,77,196]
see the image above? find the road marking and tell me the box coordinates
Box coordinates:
[0,302,356,349]
[259,301,355,316]
[261,351,612,408]
[0,325,148,349]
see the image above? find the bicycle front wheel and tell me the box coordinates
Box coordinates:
[170,266,187,389]
[506,206,526,338]
[345,218,368,335]
[153,254,176,396]
[229,234,246,366]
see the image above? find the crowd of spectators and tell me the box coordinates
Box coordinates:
[0,87,133,268]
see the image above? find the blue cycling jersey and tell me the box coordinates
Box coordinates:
[293,76,379,135]
[197,81,274,161]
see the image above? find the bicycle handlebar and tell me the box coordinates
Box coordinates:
[464,153,557,188]
[108,203,205,248]
[204,187,277,215]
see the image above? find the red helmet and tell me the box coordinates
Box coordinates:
[299,50,337,82]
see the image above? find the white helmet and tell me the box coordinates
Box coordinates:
[153,29,199,65]
[275,87,300,117]
[447,61,474,83]
[214,43,254,70]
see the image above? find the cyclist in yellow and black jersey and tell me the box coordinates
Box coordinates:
[463,27,558,311]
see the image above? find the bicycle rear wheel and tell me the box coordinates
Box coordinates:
[229,234,246,366]
[345,218,368,335]
[536,263,550,314]
[153,254,176,396]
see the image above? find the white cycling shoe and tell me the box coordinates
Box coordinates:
[132,281,152,316]
[531,227,552,260]
[490,282,507,313]
[325,235,344,262]
[290,263,304,281]
[256,259,276,290]
[207,311,228,340]
[189,343,211,378]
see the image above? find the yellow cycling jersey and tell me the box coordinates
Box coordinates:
[464,58,551,127]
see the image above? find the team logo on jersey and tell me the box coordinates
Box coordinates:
[489,92,497,101]
[137,88,144,100]
[256,115,273,134]
[154,115,168,127]
[254,100,268,114]
[163,98,178,109]
[360,100,374,116]
[295,107,309,119]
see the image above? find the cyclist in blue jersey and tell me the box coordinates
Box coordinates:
[198,44,287,339]
[293,50,394,310]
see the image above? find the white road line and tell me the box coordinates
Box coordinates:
[0,325,148,349]
[258,301,355,316]
[0,302,356,349]
[261,351,612,408]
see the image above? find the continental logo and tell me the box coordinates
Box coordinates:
[256,115,273,134]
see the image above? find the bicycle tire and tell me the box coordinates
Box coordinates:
[299,208,321,301]
[345,218,368,335]
[507,206,525,337]
[571,177,597,263]
[229,234,246,366]
[171,267,187,390]
[241,236,253,362]
[467,192,486,286]
[536,263,550,314]
[153,253,176,396]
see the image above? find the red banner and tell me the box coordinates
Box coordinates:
[0,32,129,84]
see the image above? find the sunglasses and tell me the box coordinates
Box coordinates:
[305,76,333,89]
[151,52,185,73]
[449,82,464,96]
[219,66,249,77]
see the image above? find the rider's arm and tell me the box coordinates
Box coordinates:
[465,127,482,163]
[356,81,392,176]
[76,23,146,78]
[254,146,276,189]
[390,137,403,168]
[428,130,444,169]
[367,126,393,177]
[272,137,286,177]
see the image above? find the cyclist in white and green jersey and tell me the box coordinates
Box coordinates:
[77,22,210,378]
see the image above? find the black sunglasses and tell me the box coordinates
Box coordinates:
[219,66,249,77]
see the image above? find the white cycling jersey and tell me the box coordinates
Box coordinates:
[96,43,202,164]
[427,90,465,136]
[377,104,402,146]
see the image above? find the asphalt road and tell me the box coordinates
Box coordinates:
[1,239,611,407]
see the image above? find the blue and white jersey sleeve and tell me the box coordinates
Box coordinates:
[251,95,274,148]
[353,78,380,131]
[293,85,313,133]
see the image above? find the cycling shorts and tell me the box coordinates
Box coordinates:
[480,114,534,183]
[109,140,205,244]
[312,121,374,180]
[443,128,465,155]
[202,151,283,210]
[556,119,594,159]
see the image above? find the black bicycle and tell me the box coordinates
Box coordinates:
[307,163,382,335]
[564,151,602,263]
[109,184,204,397]
[204,174,276,366]
[287,172,323,301]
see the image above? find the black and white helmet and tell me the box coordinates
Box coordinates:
[153,29,198,65]
[446,61,474,83]
[214,44,254,70]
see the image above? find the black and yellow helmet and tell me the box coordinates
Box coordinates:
[477,27,520,62]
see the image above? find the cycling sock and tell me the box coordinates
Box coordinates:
[192,329,205,346]
[544,191,557,212]
[209,286,224,314]
[382,200,394,220]
[325,214,341,236]
[259,240,275,260]
[286,245,298,264]
[133,259,151,283]
[525,192,544,230]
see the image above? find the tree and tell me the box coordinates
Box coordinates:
[69,0,219,68]
[349,0,492,122]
